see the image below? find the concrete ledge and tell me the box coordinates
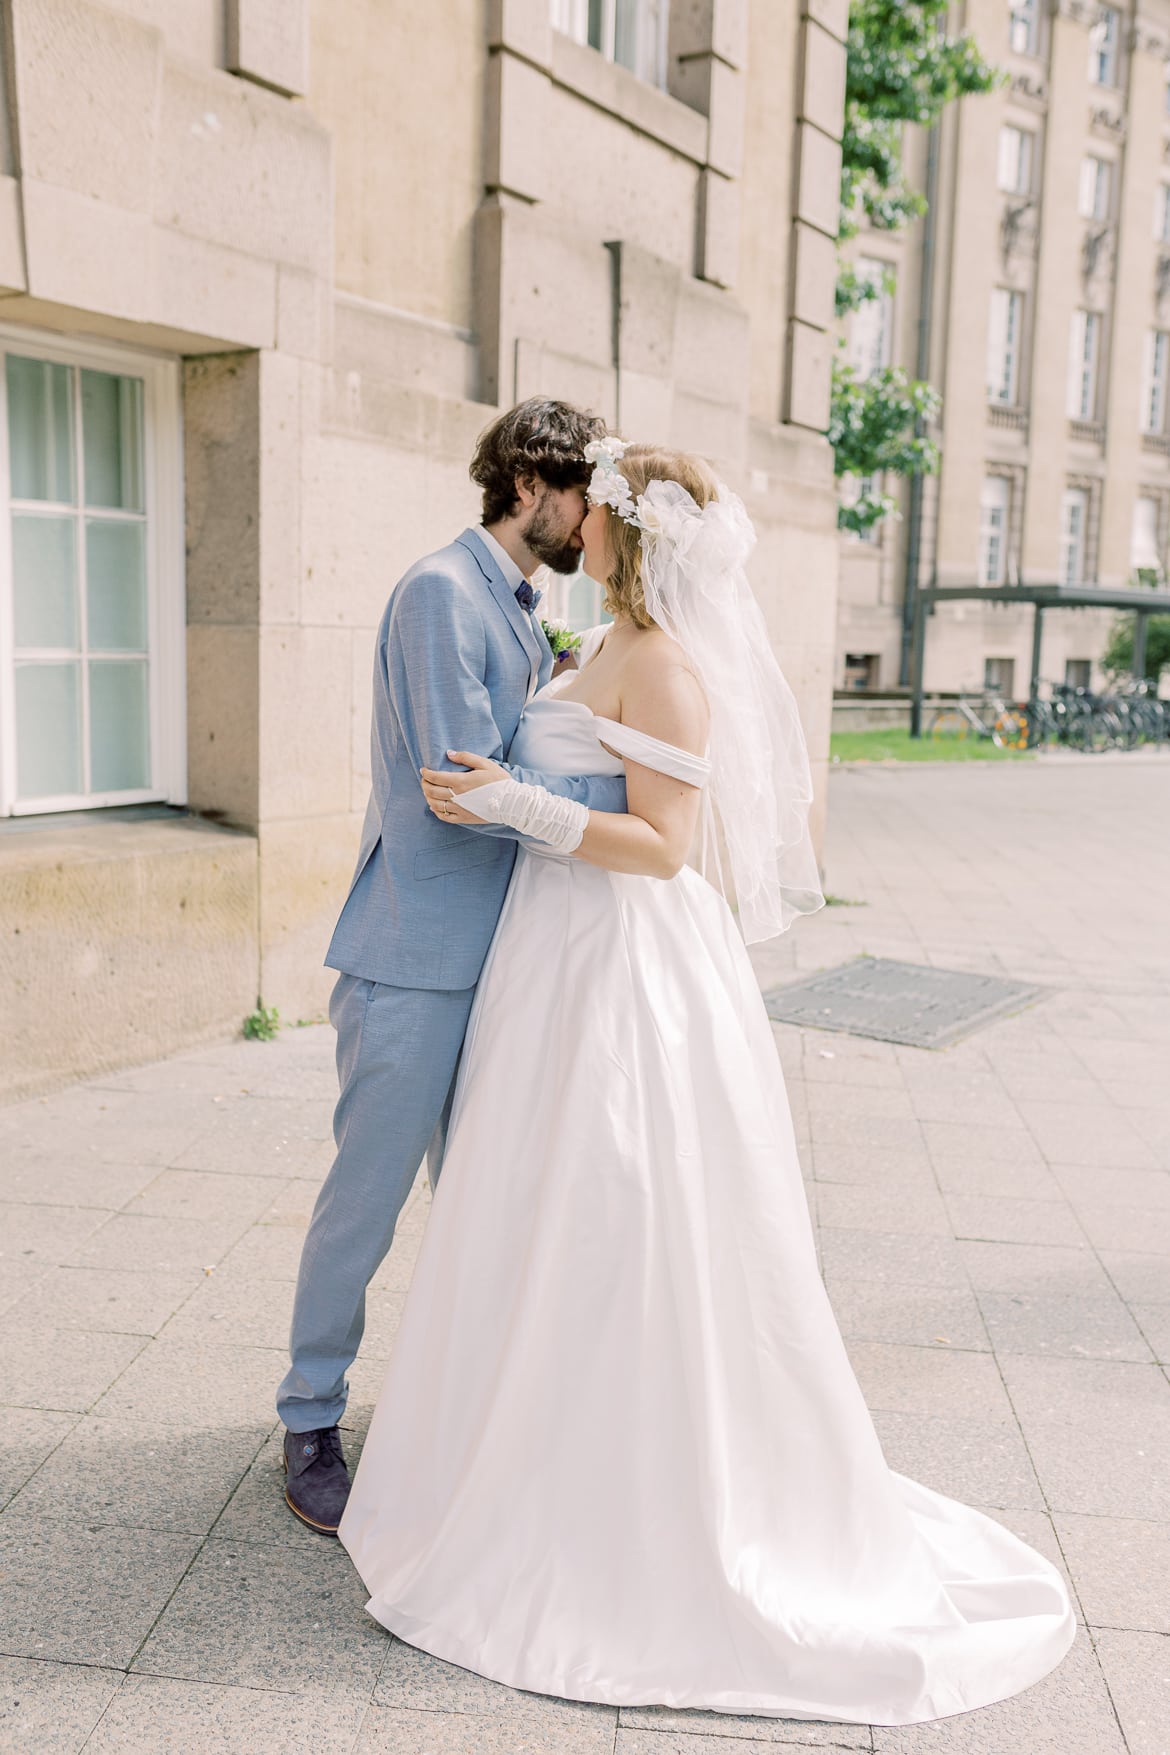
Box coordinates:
[0,815,258,1103]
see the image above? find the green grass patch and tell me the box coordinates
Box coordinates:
[831,728,1035,764]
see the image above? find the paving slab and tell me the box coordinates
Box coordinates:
[0,1201,113,1263]
[0,1514,201,1667]
[64,1212,255,1276]
[943,1193,1087,1248]
[975,1290,1154,1362]
[358,1703,618,1754]
[0,1405,77,1508]
[1088,1627,1170,1755]
[616,1734,871,1754]
[7,1414,267,1535]
[17,1264,204,1336]
[823,1281,989,1352]
[815,1184,953,1237]
[870,1411,1046,1512]
[84,1673,370,1754]
[1099,1251,1170,1304]
[0,1654,121,1754]
[0,1327,147,1413]
[619,1705,872,1745]
[845,1342,1015,1424]
[132,1536,386,1692]
[957,1240,1113,1297]
[817,1231,969,1290]
[1053,1513,1170,1632]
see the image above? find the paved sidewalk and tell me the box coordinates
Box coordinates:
[2,757,1168,1754]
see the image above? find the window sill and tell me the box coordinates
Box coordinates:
[0,809,253,873]
[549,32,708,164]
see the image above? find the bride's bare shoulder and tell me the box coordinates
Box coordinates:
[617,626,709,751]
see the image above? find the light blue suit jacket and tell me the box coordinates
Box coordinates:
[325,527,626,991]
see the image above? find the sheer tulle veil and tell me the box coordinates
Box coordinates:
[633,476,824,942]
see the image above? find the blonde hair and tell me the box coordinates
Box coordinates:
[602,445,719,628]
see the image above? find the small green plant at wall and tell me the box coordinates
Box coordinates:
[243,1002,281,1041]
[832,1,1001,534]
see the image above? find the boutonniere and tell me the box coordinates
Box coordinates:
[541,618,583,665]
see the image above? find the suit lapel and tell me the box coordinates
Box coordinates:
[456,528,542,700]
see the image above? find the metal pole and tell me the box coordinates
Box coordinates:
[1133,610,1149,681]
[1029,604,1044,700]
[898,106,942,688]
[909,592,928,736]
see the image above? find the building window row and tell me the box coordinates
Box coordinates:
[978,474,1166,590]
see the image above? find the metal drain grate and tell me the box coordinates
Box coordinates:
[763,957,1044,1049]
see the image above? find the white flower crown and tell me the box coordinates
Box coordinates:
[584,436,649,531]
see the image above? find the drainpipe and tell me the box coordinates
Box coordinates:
[899,110,943,686]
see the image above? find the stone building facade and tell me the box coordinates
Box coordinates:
[837,0,1170,701]
[0,0,847,1100]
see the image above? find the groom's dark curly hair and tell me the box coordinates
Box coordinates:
[470,397,606,525]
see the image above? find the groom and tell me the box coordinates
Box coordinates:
[276,397,628,1533]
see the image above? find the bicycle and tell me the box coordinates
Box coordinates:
[929,694,1030,749]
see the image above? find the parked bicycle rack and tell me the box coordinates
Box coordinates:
[908,582,1170,739]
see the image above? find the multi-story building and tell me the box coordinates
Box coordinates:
[0,0,848,1099]
[837,0,1170,701]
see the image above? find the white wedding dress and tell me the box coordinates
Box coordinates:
[339,655,1075,1727]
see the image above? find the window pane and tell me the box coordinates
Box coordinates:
[12,514,78,650]
[6,355,74,504]
[587,0,604,51]
[89,658,150,792]
[15,660,82,798]
[81,370,144,511]
[86,519,147,652]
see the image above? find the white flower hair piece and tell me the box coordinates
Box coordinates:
[584,435,647,530]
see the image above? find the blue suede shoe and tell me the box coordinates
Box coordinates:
[283,1426,351,1535]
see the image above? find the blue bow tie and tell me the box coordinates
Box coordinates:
[514,580,537,613]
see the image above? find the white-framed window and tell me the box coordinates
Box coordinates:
[978,476,1011,586]
[1155,185,1170,245]
[997,126,1033,195]
[1065,658,1091,689]
[1131,494,1163,575]
[987,288,1023,405]
[1142,331,1170,434]
[1089,6,1120,87]
[0,331,184,817]
[550,0,670,89]
[1078,155,1113,222]
[1009,0,1040,55]
[847,257,895,379]
[1067,310,1101,421]
[1060,487,1089,586]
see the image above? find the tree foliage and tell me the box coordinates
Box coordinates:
[1102,615,1170,682]
[830,362,940,536]
[831,3,1000,528]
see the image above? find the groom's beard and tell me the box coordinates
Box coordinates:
[523,498,582,575]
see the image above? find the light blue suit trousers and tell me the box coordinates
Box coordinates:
[277,528,626,1431]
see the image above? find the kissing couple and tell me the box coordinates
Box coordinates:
[274,398,1073,1726]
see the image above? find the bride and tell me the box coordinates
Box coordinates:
[338,439,1074,1727]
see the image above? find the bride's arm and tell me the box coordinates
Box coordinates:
[571,653,708,879]
[427,648,709,880]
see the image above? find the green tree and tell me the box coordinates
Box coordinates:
[832,2,1000,532]
[1102,615,1170,683]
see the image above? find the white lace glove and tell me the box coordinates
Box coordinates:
[455,778,589,852]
